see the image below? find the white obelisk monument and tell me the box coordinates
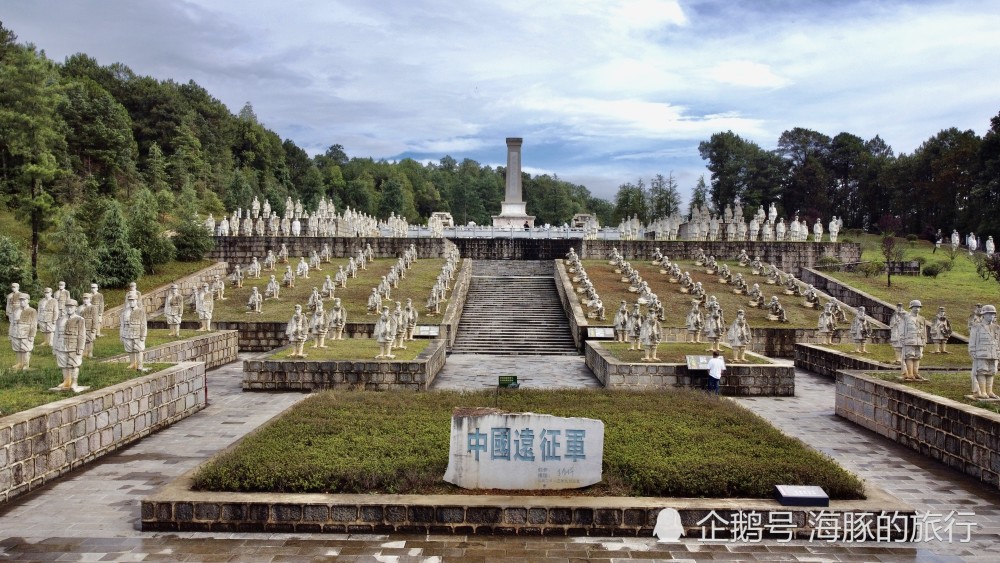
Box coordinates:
[492,137,535,228]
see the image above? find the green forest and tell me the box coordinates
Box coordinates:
[2,18,999,288]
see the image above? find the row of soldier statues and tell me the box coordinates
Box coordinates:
[6,282,148,392]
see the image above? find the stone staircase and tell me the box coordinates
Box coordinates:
[451,260,578,355]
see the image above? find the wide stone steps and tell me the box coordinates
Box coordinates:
[452,261,578,355]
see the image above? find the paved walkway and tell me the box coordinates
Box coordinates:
[431,353,602,390]
[1,355,999,561]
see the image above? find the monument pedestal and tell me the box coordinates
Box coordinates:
[491,137,535,228]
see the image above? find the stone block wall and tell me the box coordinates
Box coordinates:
[242,338,447,391]
[449,238,577,260]
[554,260,589,350]
[104,330,239,370]
[0,362,206,503]
[439,258,471,350]
[102,262,229,329]
[836,370,1000,490]
[581,241,861,271]
[795,342,902,379]
[208,236,449,269]
[799,268,900,325]
[585,342,794,396]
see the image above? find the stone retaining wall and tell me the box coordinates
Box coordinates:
[102,262,229,329]
[585,341,794,396]
[554,260,589,350]
[105,330,239,370]
[208,237,449,269]
[242,339,447,391]
[0,362,206,503]
[439,258,471,350]
[794,343,893,378]
[141,474,911,538]
[581,241,861,271]
[799,268,900,325]
[836,370,1000,490]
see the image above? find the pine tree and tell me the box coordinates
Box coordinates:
[44,209,97,297]
[95,201,143,287]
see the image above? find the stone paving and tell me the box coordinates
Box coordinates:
[1,352,999,561]
[431,353,602,390]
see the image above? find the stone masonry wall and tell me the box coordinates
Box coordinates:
[439,258,471,350]
[794,343,893,379]
[582,241,861,271]
[554,259,589,351]
[242,338,447,391]
[586,341,794,396]
[105,330,239,370]
[102,262,229,329]
[836,370,1000,490]
[0,362,206,503]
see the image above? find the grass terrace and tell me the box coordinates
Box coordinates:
[601,342,773,364]
[192,389,866,500]
[869,371,1000,415]
[0,326,204,417]
[822,235,997,335]
[213,258,446,322]
[102,260,216,309]
[823,343,972,369]
[576,258,826,329]
[267,338,433,362]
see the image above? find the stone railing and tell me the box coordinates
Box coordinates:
[0,362,206,504]
[103,330,239,370]
[836,370,1000,491]
[585,341,794,396]
[102,262,229,329]
[242,338,447,391]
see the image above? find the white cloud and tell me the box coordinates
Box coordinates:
[705,60,790,88]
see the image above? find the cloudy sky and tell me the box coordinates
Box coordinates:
[5,0,999,202]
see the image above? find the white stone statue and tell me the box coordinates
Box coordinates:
[816,303,836,345]
[987,236,995,256]
[265,275,280,299]
[282,265,296,288]
[327,297,346,340]
[54,299,86,391]
[639,311,661,361]
[813,218,824,242]
[120,293,148,370]
[373,308,395,359]
[8,292,36,370]
[626,303,642,351]
[247,287,263,314]
[286,304,309,358]
[726,309,751,361]
[613,300,629,342]
[404,298,419,341]
[850,306,872,354]
[767,296,789,323]
[889,302,905,364]
[968,304,1000,399]
[367,287,382,315]
[247,257,262,279]
[90,283,105,337]
[37,287,58,346]
[310,301,328,348]
[195,283,214,332]
[829,216,840,243]
[951,230,960,251]
[929,306,952,354]
[5,282,20,322]
[79,293,98,358]
[164,284,184,336]
[899,300,927,381]
[264,250,277,271]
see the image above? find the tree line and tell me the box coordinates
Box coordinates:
[696,119,1000,239]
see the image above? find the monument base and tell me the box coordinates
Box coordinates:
[492,214,536,228]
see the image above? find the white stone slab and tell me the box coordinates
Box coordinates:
[444,409,604,490]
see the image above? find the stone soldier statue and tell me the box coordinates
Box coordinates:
[929,306,953,354]
[613,300,629,342]
[889,303,905,365]
[726,309,752,362]
[247,287,263,314]
[164,284,184,336]
[639,310,662,361]
[78,293,98,358]
[392,301,407,350]
[195,283,214,332]
[286,304,309,358]
[310,300,329,349]
[850,306,873,354]
[899,300,927,381]
[54,299,87,391]
[120,293,148,370]
[685,300,703,343]
[816,303,837,345]
[968,304,1000,399]
[327,297,346,340]
[404,298,419,341]
[373,308,395,359]
[90,283,105,337]
[37,287,58,346]
[8,292,37,370]
[5,282,20,321]
[54,281,71,313]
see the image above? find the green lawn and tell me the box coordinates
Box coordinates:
[870,371,1000,414]
[102,260,216,309]
[601,341,773,364]
[578,259,827,329]
[823,343,972,369]
[0,326,204,417]
[214,258,446,322]
[268,338,433,361]
[822,235,999,336]
[192,389,866,500]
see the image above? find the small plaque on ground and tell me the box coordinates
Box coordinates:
[686,355,713,370]
[774,485,829,507]
[587,327,616,339]
[414,325,440,337]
